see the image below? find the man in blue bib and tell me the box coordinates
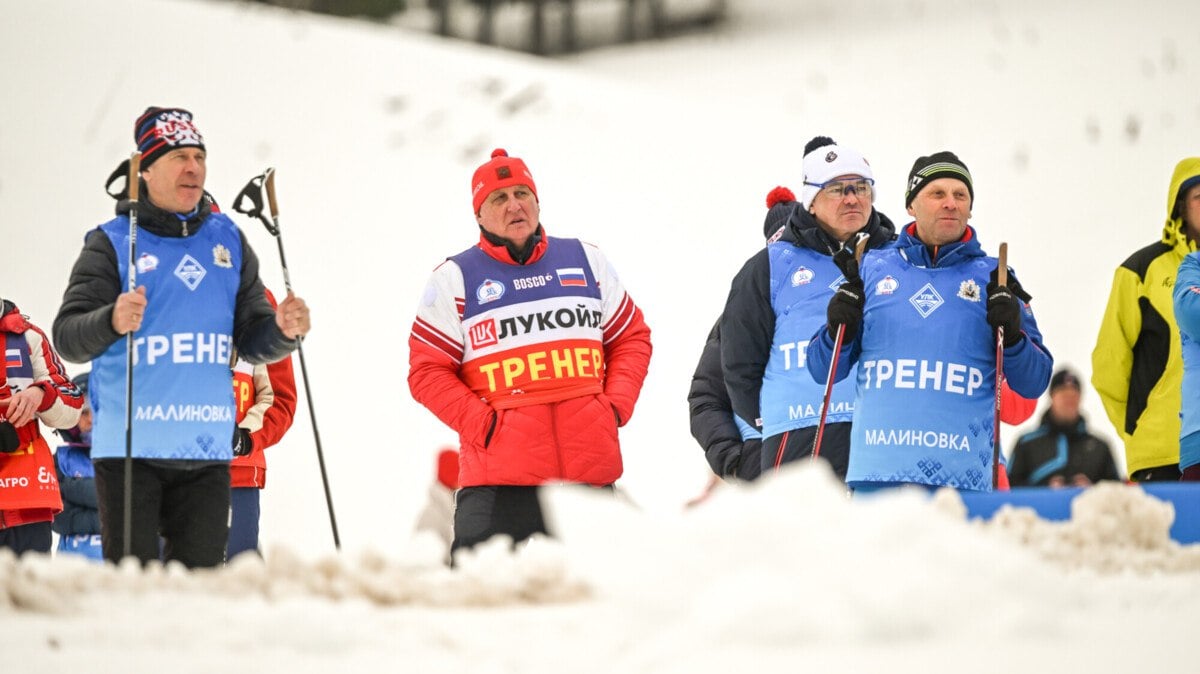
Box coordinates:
[720,137,897,480]
[53,107,311,568]
[808,151,1052,492]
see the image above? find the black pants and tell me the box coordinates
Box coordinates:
[1129,464,1181,482]
[0,521,51,555]
[93,459,230,569]
[452,485,549,558]
[761,422,852,481]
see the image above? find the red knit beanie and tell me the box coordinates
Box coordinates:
[471,148,537,213]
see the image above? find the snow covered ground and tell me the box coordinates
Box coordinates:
[2,0,1200,670]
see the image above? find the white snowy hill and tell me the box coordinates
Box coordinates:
[2,0,1200,670]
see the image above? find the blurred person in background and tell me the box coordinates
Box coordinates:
[687,187,800,485]
[53,372,103,561]
[227,288,298,561]
[414,446,459,562]
[1007,368,1120,488]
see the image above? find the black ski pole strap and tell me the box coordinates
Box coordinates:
[105,158,131,200]
[233,170,278,235]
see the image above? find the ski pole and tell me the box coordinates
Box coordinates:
[123,151,141,559]
[992,242,1008,490]
[234,168,341,550]
[812,232,869,463]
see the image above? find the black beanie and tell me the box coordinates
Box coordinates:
[1174,175,1200,219]
[905,151,973,208]
[1049,369,1082,394]
[763,186,797,240]
[72,372,90,406]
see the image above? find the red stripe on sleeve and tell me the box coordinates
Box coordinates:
[411,318,464,363]
[602,294,637,343]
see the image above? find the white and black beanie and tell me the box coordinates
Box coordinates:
[905,151,973,208]
[800,136,874,211]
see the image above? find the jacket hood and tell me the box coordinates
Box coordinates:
[1161,157,1200,254]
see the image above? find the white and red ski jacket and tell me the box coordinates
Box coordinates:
[231,289,297,489]
[409,231,651,487]
[0,301,82,528]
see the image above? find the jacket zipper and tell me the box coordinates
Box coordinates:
[552,401,565,477]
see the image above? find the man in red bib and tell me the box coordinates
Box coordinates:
[409,149,652,558]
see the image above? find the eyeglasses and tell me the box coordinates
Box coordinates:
[806,178,874,200]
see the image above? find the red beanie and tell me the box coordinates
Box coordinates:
[471,148,537,213]
[436,448,460,490]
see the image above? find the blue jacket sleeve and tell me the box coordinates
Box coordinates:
[1174,254,1200,339]
[804,324,860,385]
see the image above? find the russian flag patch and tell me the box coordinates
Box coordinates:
[556,267,588,287]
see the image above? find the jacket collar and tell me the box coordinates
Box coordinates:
[478,225,547,265]
[115,186,213,238]
[897,223,985,267]
[782,207,897,255]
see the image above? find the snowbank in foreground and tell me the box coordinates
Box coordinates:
[5,468,1198,618]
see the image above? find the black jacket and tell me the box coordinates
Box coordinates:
[1008,410,1121,487]
[719,203,896,429]
[688,319,762,481]
[53,190,294,366]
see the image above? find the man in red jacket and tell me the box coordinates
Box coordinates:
[409,149,652,558]
[228,289,297,560]
[1,298,83,555]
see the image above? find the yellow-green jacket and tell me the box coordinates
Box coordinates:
[1092,158,1200,476]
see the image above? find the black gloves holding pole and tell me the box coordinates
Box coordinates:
[987,266,1028,348]
[826,242,866,340]
[825,252,1029,348]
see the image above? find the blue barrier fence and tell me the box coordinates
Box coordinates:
[959,483,1200,544]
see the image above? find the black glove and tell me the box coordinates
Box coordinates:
[827,278,865,340]
[989,266,1032,303]
[832,240,863,284]
[986,282,1023,347]
[232,427,253,457]
[0,420,19,453]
